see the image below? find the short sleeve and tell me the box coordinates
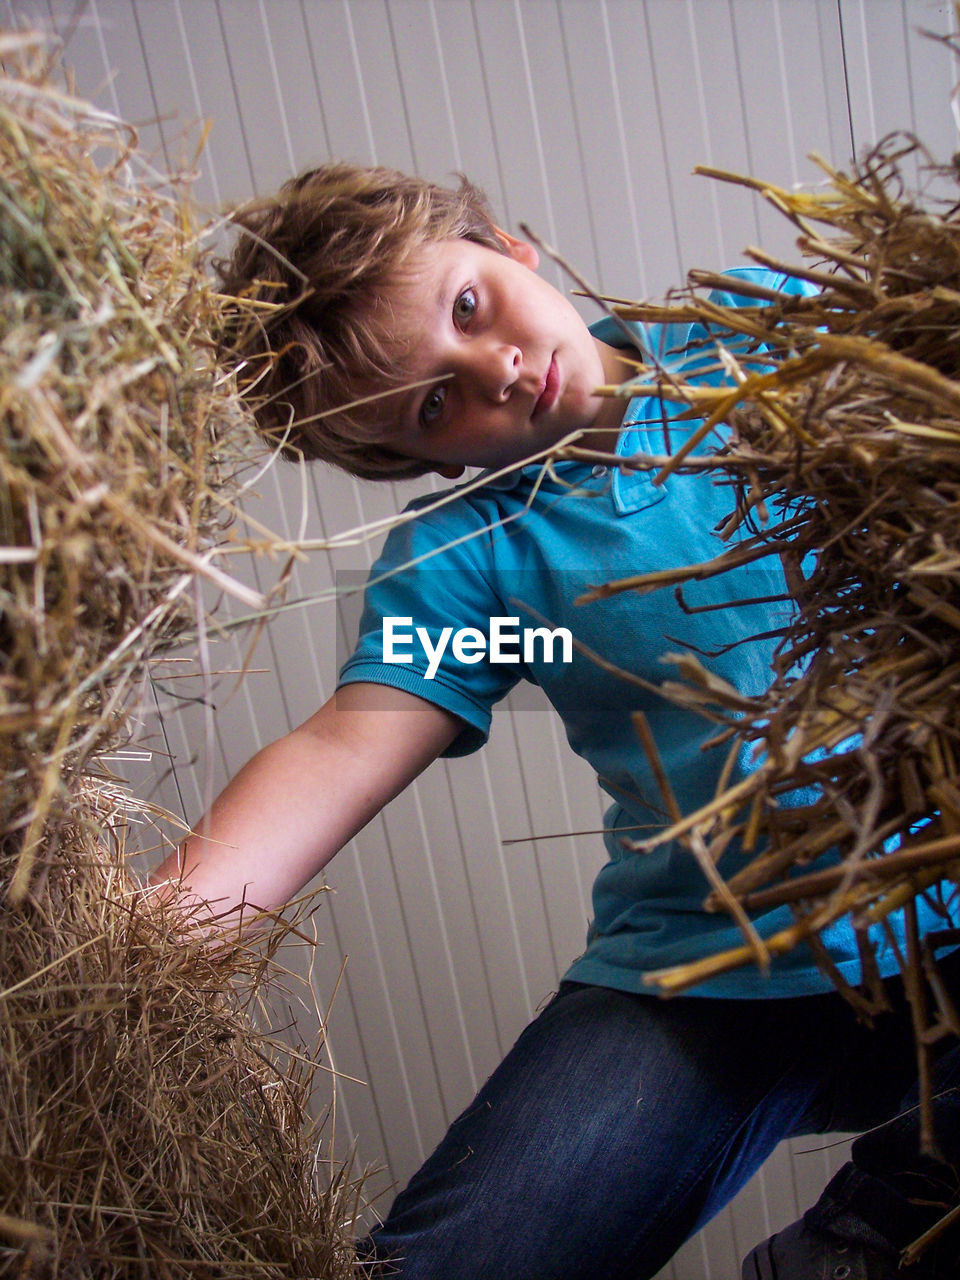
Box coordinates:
[336,502,523,757]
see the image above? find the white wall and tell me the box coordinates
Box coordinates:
[9,2,958,1275]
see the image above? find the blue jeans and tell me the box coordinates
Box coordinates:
[363,966,960,1279]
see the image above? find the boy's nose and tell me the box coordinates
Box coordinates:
[468,342,521,402]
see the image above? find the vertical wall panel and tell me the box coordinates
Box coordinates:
[212,0,296,193]
[630,2,732,278]
[727,0,845,254]
[469,3,559,265]
[430,0,508,214]
[299,0,374,164]
[558,1,655,302]
[126,0,223,208]
[7,0,959,1266]
[383,0,462,177]
[163,0,255,203]
[903,0,960,206]
[844,0,958,180]
[607,0,700,294]
[342,0,418,170]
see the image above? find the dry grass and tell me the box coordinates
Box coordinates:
[553,131,960,1155]
[0,802,364,1279]
[1,30,366,1276]
[0,29,269,896]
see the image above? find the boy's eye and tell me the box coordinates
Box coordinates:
[420,385,446,427]
[453,287,477,326]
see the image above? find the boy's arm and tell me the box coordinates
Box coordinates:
[150,682,462,920]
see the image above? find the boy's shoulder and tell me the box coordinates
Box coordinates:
[701,265,818,311]
[402,462,537,519]
[385,473,524,561]
[592,265,816,376]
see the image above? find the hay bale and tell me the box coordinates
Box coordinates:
[0,29,264,898]
[0,30,366,1275]
[569,135,960,1016]
[1,806,363,1278]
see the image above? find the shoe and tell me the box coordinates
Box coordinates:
[741,1216,910,1280]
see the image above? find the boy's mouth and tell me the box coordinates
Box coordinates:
[532,355,559,419]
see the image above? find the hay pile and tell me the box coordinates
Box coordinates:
[570,135,960,1035]
[1,810,363,1278]
[1,30,364,1277]
[0,30,266,897]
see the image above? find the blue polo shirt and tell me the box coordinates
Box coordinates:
[338,269,957,997]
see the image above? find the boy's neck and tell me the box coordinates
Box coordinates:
[588,338,633,455]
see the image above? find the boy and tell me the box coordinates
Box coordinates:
[153,163,960,1278]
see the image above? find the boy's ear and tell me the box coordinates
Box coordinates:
[494,226,539,270]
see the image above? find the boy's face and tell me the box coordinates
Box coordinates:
[378,232,628,478]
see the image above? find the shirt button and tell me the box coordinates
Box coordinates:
[592,464,608,478]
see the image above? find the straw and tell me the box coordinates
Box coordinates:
[1,30,367,1274]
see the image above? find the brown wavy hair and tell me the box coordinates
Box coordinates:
[215,163,503,480]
